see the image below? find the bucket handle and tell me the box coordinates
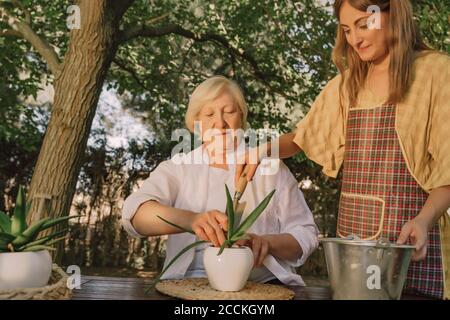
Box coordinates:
[375,238,391,249]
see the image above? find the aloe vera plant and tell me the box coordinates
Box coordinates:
[0,186,79,253]
[148,184,275,290]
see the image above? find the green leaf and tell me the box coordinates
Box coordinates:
[157,240,207,281]
[145,240,207,294]
[19,236,67,252]
[17,229,68,251]
[157,215,194,234]
[225,184,234,240]
[42,236,68,247]
[0,211,11,233]
[12,215,79,248]
[25,201,32,219]
[217,239,231,255]
[231,189,276,241]
[0,231,15,239]
[22,245,56,252]
[229,232,252,244]
[11,186,28,235]
[0,231,15,243]
[11,218,50,247]
[0,231,15,252]
[40,215,80,231]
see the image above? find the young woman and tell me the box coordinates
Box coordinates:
[122,76,319,285]
[237,0,450,299]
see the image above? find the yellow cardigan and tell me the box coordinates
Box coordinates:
[293,50,450,194]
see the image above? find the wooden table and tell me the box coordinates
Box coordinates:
[72,275,330,300]
[72,275,429,300]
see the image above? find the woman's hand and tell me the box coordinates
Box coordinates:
[191,210,228,247]
[396,216,429,261]
[235,132,301,185]
[397,185,450,261]
[235,145,266,186]
[236,233,271,267]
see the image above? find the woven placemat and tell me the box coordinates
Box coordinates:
[156,278,295,300]
[0,264,72,300]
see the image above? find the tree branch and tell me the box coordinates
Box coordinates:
[119,23,290,98]
[120,24,267,78]
[11,0,31,24]
[112,0,137,19]
[119,12,170,41]
[112,58,150,91]
[176,41,195,77]
[0,28,21,37]
[0,3,61,74]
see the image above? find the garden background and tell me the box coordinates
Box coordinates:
[1,0,448,279]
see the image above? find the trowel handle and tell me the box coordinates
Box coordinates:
[235,165,250,196]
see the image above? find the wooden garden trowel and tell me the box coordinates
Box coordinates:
[232,165,250,231]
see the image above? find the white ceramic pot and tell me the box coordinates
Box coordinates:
[203,246,253,292]
[0,250,52,291]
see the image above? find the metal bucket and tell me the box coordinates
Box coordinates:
[320,237,414,300]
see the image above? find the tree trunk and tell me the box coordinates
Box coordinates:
[27,0,132,262]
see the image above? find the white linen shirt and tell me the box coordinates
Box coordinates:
[121,146,319,286]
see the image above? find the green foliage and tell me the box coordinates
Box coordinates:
[413,0,450,52]
[112,0,339,137]
[0,185,79,253]
[0,102,48,212]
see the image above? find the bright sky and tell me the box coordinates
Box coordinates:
[90,88,153,148]
[28,83,153,149]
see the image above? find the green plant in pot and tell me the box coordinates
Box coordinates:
[0,186,78,290]
[151,184,275,292]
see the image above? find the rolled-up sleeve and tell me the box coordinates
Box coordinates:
[121,159,182,238]
[293,74,346,178]
[275,164,319,267]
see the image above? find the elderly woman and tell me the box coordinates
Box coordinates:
[121,76,318,285]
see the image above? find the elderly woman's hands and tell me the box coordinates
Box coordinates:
[191,210,228,247]
[235,233,271,267]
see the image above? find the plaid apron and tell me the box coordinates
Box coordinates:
[337,104,444,299]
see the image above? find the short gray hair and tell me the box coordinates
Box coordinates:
[185,75,248,132]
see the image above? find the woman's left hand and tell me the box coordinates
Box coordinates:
[397,216,429,261]
[235,233,270,267]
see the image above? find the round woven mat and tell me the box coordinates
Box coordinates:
[0,264,72,300]
[155,278,295,300]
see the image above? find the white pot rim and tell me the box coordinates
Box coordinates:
[0,249,50,257]
[207,245,249,249]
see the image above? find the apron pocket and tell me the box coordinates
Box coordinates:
[337,192,385,240]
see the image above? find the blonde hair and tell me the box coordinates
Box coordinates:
[185,75,248,132]
[332,0,430,107]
